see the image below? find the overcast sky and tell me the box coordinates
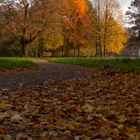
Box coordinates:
[119,0,132,14]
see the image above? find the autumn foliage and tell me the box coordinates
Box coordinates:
[0,0,127,57]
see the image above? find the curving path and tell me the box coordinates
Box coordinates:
[0,60,90,90]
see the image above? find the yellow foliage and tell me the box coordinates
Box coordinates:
[105,19,127,53]
[44,31,63,50]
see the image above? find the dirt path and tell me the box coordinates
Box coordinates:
[0,61,90,90]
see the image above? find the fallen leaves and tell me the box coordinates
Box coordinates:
[0,68,140,139]
[0,103,12,110]
[0,66,38,75]
[82,103,94,113]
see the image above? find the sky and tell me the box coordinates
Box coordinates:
[119,0,132,14]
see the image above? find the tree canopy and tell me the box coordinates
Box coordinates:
[0,0,127,57]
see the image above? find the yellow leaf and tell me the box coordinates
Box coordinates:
[0,103,11,109]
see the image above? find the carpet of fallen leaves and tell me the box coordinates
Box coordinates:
[0,68,140,140]
[0,66,38,75]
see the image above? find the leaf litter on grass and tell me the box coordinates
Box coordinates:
[0,68,140,140]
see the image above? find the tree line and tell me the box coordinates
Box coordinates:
[0,0,127,57]
[126,0,140,42]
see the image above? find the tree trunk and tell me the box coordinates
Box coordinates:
[65,47,69,57]
[38,44,43,57]
[74,46,76,57]
[67,48,69,57]
[97,0,102,58]
[103,1,108,58]
[99,42,102,58]
[51,50,53,57]
[62,46,64,57]
[40,48,43,57]
[95,41,98,57]
[21,43,25,57]
[103,44,106,57]
[51,50,56,57]
[25,45,29,57]
[77,45,80,57]
[21,43,29,57]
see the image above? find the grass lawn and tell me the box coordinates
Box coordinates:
[50,57,140,73]
[0,57,35,69]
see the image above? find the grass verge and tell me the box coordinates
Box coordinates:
[0,57,35,69]
[50,57,140,73]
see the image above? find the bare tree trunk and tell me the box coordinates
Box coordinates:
[98,0,102,57]
[103,0,108,57]
[95,0,103,58]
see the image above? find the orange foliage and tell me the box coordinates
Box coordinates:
[62,0,93,47]
[75,0,88,16]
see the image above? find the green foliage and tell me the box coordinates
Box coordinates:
[0,58,35,69]
[0,45,22,57]
[50,58,140,73]
[0,38,22,57]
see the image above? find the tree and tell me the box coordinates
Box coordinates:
[126,0,140,40]
[60,0,94,57]
[0,0,57,57]
[103,18,127,53]
[0,0,127,57]
[91,0,126,56]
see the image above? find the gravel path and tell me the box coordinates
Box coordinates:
[0,61,90,90]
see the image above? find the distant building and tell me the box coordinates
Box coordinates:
[121,41,140,57]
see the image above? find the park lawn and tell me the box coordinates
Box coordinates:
[50,57,140,73]
[0,57,35,69]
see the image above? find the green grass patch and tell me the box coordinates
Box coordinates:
[0,57,35,69]
[50,57,140,73]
